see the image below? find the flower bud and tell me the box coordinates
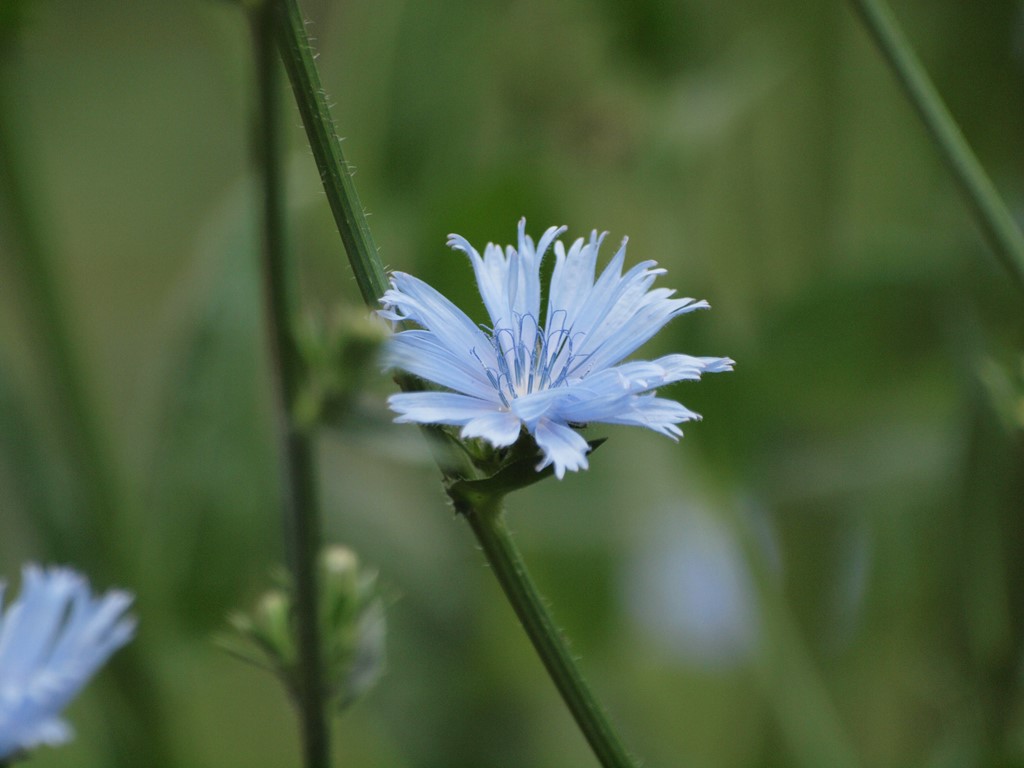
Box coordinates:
[221,545,385,712]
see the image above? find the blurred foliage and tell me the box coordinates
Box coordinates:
[1,0,1023,767]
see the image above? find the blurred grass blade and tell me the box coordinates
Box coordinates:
[850,0,1024,292]
[0,30,175,768]
[146,179,278,628]
[0,361,77,554]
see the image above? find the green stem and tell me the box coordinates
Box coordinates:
[251,5,329,767]
[461,499,640,768]
[273,0,388,307]
[271,6,640,764]
[849,0,1024,292]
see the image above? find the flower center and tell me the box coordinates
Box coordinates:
[475,311,581,407]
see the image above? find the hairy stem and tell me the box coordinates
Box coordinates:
[850,0,1024,292]
[272,4,642,764]
[252,5,329,766]
[273,0,388,306]
[461,499,640,768]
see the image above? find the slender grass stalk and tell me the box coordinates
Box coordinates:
[461,499,640,768]
[273,0,388,306]
[850,0,1024,292]
[754,596,860,768]
[272,3,643,764]
[735,522,860,768]
[0,31,128,598]
[251,5,329,766]
[0,37,174,768]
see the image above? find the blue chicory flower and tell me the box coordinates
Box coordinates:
[0,565,135,760]
[381,219,733,479]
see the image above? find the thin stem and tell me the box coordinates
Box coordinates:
[849,0,1024,292]
[273,0,388,307]
[462,500,640,768]
[271,7,640,764]
[251,5,329,767]
[734,521,860,768]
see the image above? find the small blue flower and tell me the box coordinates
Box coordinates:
[381,219,734,479]
[0,565,135,760]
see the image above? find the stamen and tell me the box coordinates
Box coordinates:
[477,310,583,401]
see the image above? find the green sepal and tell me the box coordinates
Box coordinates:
[391,375,609,510]
[446,436,606,515]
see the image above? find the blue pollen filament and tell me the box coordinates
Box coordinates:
[474,312,580,407]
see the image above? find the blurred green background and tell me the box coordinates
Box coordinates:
[2,0,1024,766]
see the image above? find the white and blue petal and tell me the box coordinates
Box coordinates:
[381,272,492,361]
[611,354,735,390]
[514,219,564,324]
[447,235,509,329]
[381,220,732,478]
[388,392,501,425]
[385,330,498,401]
[556,237,630,341]
[532,418,591,479]
[461,411,522,447]
[510,388,571,429]
[546,231,603,331]
[0,565,135,760]
[594,394,702,436]
[580,294,710,374]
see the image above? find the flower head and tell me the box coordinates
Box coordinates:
[0,565,135,760]
[381,219,733,479]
